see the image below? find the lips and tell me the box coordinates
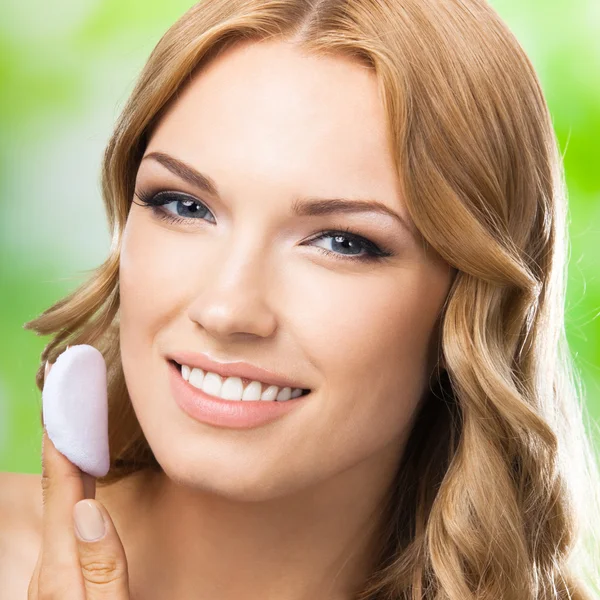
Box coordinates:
[167,350,310,391]
[168,359,308,429]
[171,361,310,400]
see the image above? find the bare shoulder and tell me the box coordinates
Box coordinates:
[0,471,43,597]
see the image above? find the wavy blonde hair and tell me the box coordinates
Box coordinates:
[24,0,600,598]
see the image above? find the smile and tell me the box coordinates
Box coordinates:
[174,360,310,402]
[168,360,312,429]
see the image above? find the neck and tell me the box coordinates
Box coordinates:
[98,442,402,600]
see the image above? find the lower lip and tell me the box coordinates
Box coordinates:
[167,360,308,429]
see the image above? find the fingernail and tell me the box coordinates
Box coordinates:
[74,500,106,541]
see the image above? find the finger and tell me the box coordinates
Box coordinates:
[40,358,93,589]
[41,418,85,563]
[82,472,96,500]
[73,499,130,598]
[39,428,88,598]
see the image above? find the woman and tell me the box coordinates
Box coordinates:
[4,0,598,598]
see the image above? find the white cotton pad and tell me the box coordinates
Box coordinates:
[42,344,110,477]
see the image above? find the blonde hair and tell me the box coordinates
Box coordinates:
[25,0,600,598]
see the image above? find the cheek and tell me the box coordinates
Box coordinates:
[119,214,191,338]
[275,266,440,473]
[118,214,192,393]
[287,267,434,398]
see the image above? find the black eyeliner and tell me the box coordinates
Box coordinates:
[133,187,394,263]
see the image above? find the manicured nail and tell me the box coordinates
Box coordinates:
[74,500,106,541]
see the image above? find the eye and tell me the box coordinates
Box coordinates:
[132,187,394,264]
[133,189,216,224]
[305,228,393,263]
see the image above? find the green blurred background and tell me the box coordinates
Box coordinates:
[1,0,599,474]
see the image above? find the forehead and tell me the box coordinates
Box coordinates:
[146,39,407,222]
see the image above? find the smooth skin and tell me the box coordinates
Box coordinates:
[13,38,454,600]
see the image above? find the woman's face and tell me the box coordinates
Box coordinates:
[119,39,453,501]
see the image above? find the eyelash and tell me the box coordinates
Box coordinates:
[132,188,394,263]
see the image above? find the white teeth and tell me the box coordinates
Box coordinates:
[276,387,292,401]
[220,377,244,401]
[180,363,307,402]
[202,372,222,397]
[242,380,262,401]
[189,367,204,388]
[260,385,279,401]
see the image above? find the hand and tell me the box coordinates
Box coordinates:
[28,359,131,599]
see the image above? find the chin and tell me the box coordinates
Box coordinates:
[144,431,312,502]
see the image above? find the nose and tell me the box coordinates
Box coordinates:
[186,238,278,340]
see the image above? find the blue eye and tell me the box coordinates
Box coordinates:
[133,188,393,263]
[133,189,216,223]
[307,229,392,262]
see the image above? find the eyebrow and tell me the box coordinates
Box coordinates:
[141,151,416,236]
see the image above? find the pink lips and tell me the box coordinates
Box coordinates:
[167,350,308,390]
[168,360,307,429]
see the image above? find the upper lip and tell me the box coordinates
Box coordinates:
[168,351,309,390]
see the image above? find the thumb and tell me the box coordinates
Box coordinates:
[73,499,130,598]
